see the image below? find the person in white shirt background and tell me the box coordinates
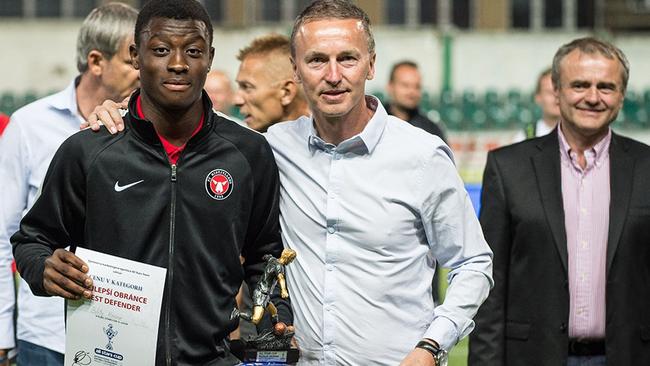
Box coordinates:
[513,67,561,142]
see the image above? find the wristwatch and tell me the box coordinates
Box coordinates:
[415,340,448,366]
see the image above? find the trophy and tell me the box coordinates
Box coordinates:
[103,324,119,350]
[230,249,299,364]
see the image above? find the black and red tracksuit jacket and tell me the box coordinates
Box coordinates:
[12,90,289,365]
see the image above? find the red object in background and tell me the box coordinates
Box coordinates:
[0,113,9,135]
[12,261,16,273]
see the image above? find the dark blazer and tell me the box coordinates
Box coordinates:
[385,103,447,142]
[468,129,650,366]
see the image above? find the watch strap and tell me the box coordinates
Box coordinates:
[415,340,441,359]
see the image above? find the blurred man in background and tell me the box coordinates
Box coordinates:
[0,4,138,365]
[204,70,235,115]
[386,60,446,141]
[233,33,309,132]
[513,67,561,142]
[205,69,245,126]
[386,60,447,306]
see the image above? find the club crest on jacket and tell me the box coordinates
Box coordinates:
[205,169,233,200]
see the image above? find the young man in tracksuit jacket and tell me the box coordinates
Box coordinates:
[12,1,289,364]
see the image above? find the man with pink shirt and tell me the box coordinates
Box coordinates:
[469,37,650,366]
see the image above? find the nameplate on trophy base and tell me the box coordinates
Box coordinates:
[231,339,299,364]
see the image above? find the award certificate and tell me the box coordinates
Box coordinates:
[64,247,166,366]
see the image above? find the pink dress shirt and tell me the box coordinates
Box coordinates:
[558,125,611,340]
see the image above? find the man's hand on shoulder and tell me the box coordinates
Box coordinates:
[43,249,93,300]
[80,97,129,134]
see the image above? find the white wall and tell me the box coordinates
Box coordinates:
[1,20,81,93]
[1,21,649,95]
[367,27,442,93]
[451,31,580,92]
[451,31,650,93]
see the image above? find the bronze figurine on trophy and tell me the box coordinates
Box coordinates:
[230,249,299,364]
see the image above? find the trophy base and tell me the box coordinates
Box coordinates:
[230,339,299,364]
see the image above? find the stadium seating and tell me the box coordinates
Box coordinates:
[2,88,649,131]
[369,87,650,132]
[22,90,39,106]
[0,93,17,115]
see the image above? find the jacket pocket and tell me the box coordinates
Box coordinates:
[505,321,530,340]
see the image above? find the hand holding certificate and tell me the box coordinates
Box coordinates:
[64,248,166,366]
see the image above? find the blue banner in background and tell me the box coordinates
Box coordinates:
[465,184,482,216]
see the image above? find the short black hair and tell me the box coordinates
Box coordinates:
[135,0,213,47]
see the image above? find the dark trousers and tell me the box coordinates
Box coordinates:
[16,340,63,366]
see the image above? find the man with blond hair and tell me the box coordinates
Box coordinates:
[233,33,309,132]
